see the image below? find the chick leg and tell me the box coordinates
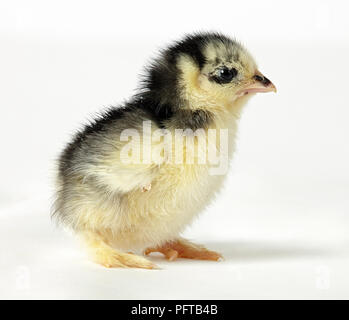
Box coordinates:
[144,238,222,261]
[81,231,156,269]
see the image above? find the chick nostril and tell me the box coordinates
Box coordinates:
[254,75,264,82]
[254,74,271,86]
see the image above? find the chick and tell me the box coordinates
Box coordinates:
[53,32,276,269]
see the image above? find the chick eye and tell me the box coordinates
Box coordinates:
[215,67,238,84]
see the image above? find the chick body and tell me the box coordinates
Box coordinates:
[53,33,275,268]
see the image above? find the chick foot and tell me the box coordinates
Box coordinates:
[144,239,222,261]
[95,248,157,269]
[82,231,157,269]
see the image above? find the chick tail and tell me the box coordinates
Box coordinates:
[81,231,157,269]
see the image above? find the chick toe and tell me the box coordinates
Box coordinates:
[96,249,157,269]
[145,247,179,261]
[82,231,157,269]
[145,239,223,262]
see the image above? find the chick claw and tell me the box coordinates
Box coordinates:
[144,239,223,262]
[142,183,152,192]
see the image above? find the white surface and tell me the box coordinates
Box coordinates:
[1,0,349,299]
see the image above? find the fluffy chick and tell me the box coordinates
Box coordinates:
[53,32,276,269]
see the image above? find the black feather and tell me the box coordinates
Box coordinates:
[59,32,235,173]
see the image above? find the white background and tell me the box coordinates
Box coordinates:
[1,0,349,299]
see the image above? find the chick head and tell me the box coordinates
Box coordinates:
[143,32,276,113]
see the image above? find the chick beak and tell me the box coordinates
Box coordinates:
[237,71,277,95]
